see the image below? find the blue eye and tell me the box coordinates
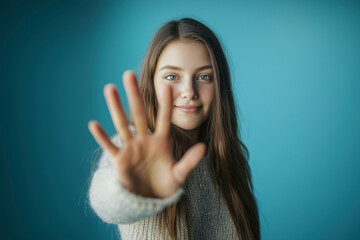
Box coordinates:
[164,74,178,81]
[197,74,212,81]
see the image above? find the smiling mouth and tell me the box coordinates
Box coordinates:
[175,105,202,113]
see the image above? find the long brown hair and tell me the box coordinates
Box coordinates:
[139,18,260,240]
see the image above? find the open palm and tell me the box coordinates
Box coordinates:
[88,70,206,198]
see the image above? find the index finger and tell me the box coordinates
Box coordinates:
[155,84,172,136]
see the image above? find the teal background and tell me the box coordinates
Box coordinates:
[1,0,359,239]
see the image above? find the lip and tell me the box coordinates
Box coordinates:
[176,105,202,113]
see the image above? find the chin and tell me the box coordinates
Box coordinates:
[175,125,199,130]
[172,120,203,130]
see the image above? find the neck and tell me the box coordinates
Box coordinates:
[181,127,200,146]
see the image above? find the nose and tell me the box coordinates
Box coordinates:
[180,78,198,100]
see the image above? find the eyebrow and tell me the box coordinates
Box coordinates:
[159,65,213,71]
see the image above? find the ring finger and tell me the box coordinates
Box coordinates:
[104,83,133,142]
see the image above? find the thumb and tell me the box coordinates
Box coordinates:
[171,143,207,184]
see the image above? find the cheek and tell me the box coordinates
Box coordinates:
[200,86,215,117]
[154,80,159,100]
[200,85,215,105]
[154,80,164,102]
[170,86,179,101]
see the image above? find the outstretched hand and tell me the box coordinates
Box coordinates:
[88,70,206,198]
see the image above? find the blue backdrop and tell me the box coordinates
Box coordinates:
[1,1,359,239]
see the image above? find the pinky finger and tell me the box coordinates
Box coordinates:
[88,120,118,157]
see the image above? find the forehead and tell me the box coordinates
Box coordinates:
[155,40,212,71]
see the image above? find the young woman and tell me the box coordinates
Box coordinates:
[88,18,260,240]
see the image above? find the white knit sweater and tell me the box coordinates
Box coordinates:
[88,131,238,239]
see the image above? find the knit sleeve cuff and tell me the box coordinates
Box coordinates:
[89,165,184,224]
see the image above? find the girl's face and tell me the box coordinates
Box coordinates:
[154,40,215,130]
